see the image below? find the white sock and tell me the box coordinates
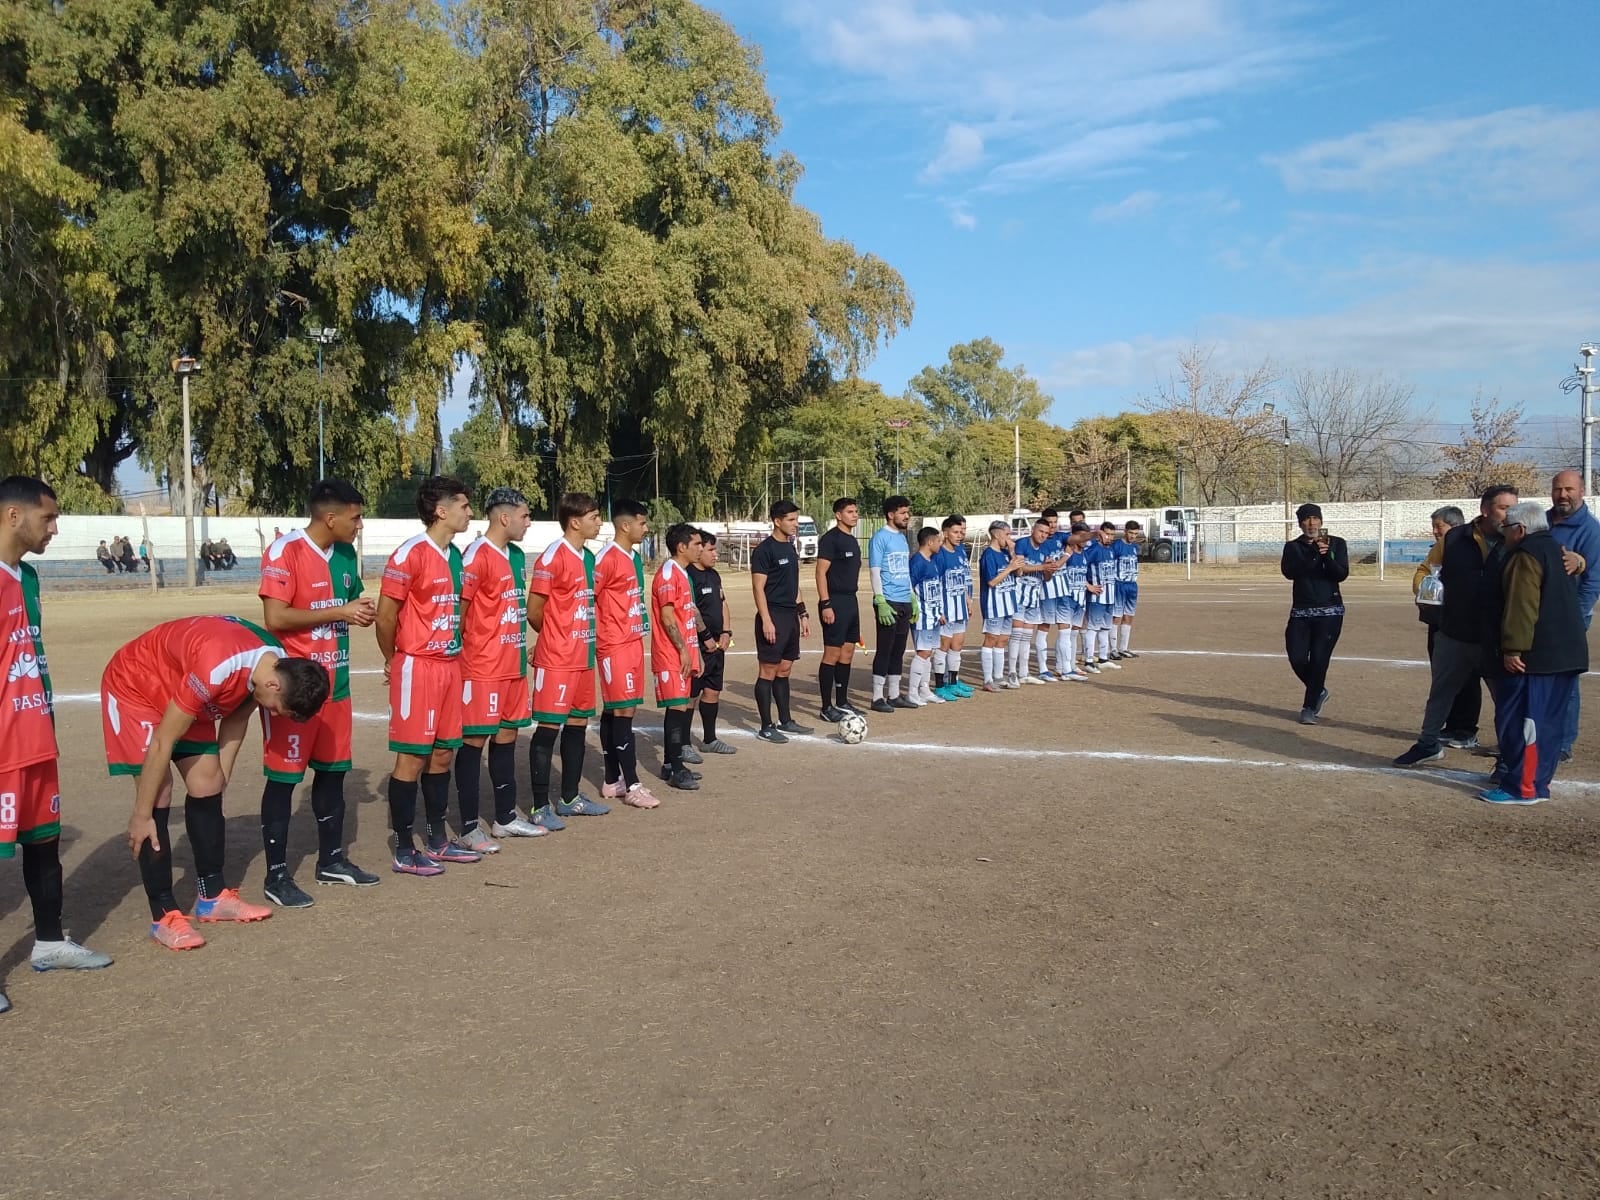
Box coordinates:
[1119,624,1132,652]
[1056,629,1071,673]
[981,646,996,682]
[1098,629,1112,659]
[1006,630,1021,676]
[909,656,928,699]
[949,648,963,683]
[872,674,886,700]
[1033,629,1049,670]
[931,648,945,681]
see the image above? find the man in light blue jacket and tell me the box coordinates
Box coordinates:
[1547,469,1600,760]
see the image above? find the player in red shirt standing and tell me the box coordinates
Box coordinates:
[0,477,111,1012]
[652,524,704,792]
[376,475,479,875]
[455,486,544,846]
[594,498,660,809]
[526,491,608,828]
[104,616,329,951]
[257,479,381,907]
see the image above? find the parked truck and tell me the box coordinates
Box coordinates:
[1007,506,1197,562]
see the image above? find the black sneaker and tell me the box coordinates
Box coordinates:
[756,726,789,744]
[315,859,381,887]
[1313,687,1330,717]
[662,765,703,781]
[1120,649,1140,658]
[264,872,315,909]
[666,767,701,791]
[1393,742,1444,767]
[1297,707,1317,725]
[820,705,846,723]
[889,696,918,710]
[870,699,894,714]
[776,719,815,735]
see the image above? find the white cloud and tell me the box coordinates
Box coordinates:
[1090,189,1161,221]
[988,120,1216,189]
[920,123,985,181]
[1078,0,1228,42]
[946,202,979,230]
[816,0,983,73]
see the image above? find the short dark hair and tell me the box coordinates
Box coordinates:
[415,475,468,525]
[1099,521,1117,531]
[0,476,56,509]
[1068,509,1085,521]
[1070,522,1092,534]
[942,514,966,530]
[1033,518,1050,531]
[769,499,799,520]
[1124,520,1142,531]
[1480,484,1517,511]
[309,478,365,516]
[1042,507,1059,520]
[883,495,911,516]
[917,526,940,547]
[665,522,700,553]
[832,497,857,514]
[697,528,718,547]
[274,657,332,722]
[558,492,599,530]
[483,486,529,517]
[612,498,648,522]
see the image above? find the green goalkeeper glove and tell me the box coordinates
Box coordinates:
[874,594,894,625]
[910,594,920,624]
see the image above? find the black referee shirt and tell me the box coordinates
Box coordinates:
[750,535,800,610]
[687,564,725,639]
[817,526,862,597]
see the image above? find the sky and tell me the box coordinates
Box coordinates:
[654,0,1600,443]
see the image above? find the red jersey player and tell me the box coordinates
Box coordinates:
[104,615,329,951]
[525,491,607,827]
[257,479,380,907]
[652,524,704,792]
[376,475,479,875]
[594,498,659,809]
[0,477,110,1012]
[456,487,543,845]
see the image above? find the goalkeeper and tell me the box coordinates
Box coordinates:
[868,496,918,714]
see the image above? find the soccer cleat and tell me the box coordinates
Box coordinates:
[662,765,703,781]
[756,725,789,744]
[820,705,842,722]
[263,873,315,909]
[600,779,628,800]
[923,688,947,704]
[30,938,113,972]
[489,813,548,838]
[1080,662,1101,675]
[680,744,704,765]
[1099,658,1122,670]
[391,847,445,876]
[1479,788,1546,805]
[1313,687,1330,717]
[193,888,273,923]
[459,827,501,854]
[1393,742,1444,767]
[1062,670,1090,682]
[1037,670,1060,683]
[888,696,919,709]
[981,681,1001,693]
[1120,649,1140,658]
[951,681,975,697]
[555,794,610,817]
[150,911,207,951]
[665,768,700,792]
[1020,674,1046,686]
[1443,734,1479,750]
[701,738,738,755]
[870,698,895,714]
[531,805,566,832]
[424,840,483,864]
[316,858,383,885]
[1002,674,1021,690]
[625,783,663,807]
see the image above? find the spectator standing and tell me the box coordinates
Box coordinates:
[1280,503,1349,725]
[139,537,152,572]
[1546,470,1600,761]
[1412,505,1480,748]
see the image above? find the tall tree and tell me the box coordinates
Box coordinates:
[1433,395,1541,497]
[1285,367,1423,501]
[1139,344,1279,505]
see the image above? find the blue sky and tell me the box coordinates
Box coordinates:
[678,0,1599,440]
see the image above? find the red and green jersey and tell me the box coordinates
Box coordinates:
[649,559,701,676]
[0,560,55,771]
[593,541,648,652]
[380,533,464,660]
[529,537,596,671]
[460,536,527,681]
[104,616,282,723]
[258,529,364,701]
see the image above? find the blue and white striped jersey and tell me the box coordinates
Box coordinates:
[1041,533,1071,599]
[1112,539,1140,585]
[1062,546,1090,604]
[935,545,971,625]
[910,553,945,632]
[1012,535,1050,608]
[979,546,1018,620]
[1084,540,1117,606]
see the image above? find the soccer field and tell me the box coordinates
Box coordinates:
[4,577,1598,1200]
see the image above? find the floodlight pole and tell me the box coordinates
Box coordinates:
[1580,345,1597,498]
[172,356,201,588]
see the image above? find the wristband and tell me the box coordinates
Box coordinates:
[818,598,832,610]
[797,603,809,618]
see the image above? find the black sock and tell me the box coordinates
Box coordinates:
[700,700,719,742]
[755,677,774,727]
[139,809,177,919]
[560,723,587,801]
[454,742,483,834]
[388,775,419,851]
[530,725,559,810]
[599,711,619,783]
[835,663,853,708]
[819,661,836,708]
[612,715,638,788]
[665,710,685,769]
[310,770,346,867]
[260,779,294,876]
[488,740,518,825]
[21,839,64,942]
[421,771,451,845]
[185,793,226,900]
[774,676,792,723]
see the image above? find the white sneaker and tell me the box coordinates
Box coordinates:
[1021,674,1047,685]
[459,826,501,853]
[490,811,548,838]
[923,687,947,703]
[31,938,113,972]
[1099,658,1122,670]
[1003,674,1022,690]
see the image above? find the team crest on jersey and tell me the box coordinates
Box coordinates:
[7,652,40,683]
[343,573,352,589]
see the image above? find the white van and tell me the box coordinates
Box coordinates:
[797,515,820,561]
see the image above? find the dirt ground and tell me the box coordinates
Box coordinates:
[2,576,1597,1200]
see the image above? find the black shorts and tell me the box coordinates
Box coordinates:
[756,610,802,664]
[692,648,725,695]
[821,595,861,647]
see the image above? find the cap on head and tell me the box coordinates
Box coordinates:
[1295,503,1323,524]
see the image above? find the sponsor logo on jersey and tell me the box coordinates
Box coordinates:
[7,652,40,683]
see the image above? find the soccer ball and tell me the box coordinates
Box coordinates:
[838,712,869,744]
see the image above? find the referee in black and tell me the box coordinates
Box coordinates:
[688,530,735,754]
[816,497,863,721]
[751,500,814,743]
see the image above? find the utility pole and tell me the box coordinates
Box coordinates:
[1013,424,1022,512]
[1124,445,1132,509]
[654,451,660,502]
[886,419,911,493]
[306,326,339,479]
[1580,345,1598,496]
[1264,402,1291,539]
[171,356,202,588]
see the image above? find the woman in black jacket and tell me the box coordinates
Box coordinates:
[1280,503,1350,724]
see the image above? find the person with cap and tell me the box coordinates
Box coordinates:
[1280,503,1348,724]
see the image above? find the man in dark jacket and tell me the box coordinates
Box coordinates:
[1394,485,1517,766]
[1480,501,1589,804]
[1280,502,1349,725]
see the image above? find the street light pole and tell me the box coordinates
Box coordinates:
[306,327,339,479]
[172,356,202,588]
[885,419,911,493]
[1264,402,1291,539]
[1580,344,1597,497]
[1013,423,1022,512]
